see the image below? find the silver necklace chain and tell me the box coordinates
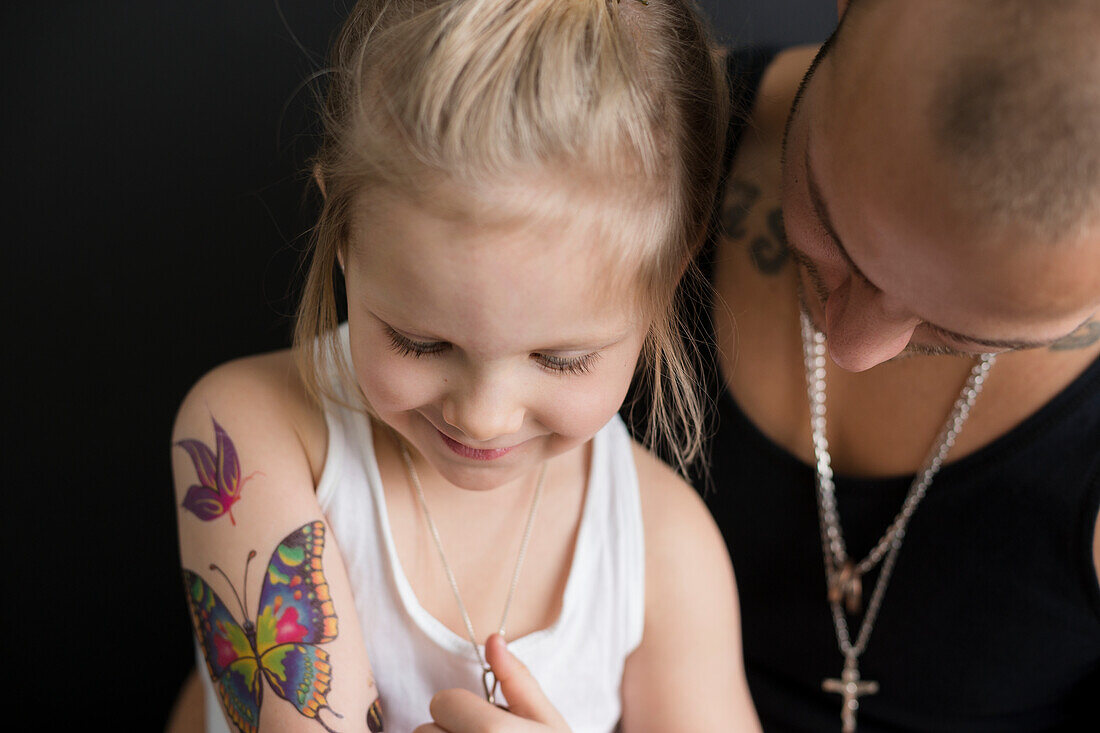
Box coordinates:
[397,436,546,704]
[800,312,996,659]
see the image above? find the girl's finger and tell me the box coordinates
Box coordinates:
[486,633,569,729]
[428,687,521,733]
[412,724,448,733]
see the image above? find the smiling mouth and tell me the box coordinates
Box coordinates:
[437,430,519,461]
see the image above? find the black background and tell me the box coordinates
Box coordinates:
[2,1,833,727]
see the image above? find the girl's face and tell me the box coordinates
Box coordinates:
[342,190,650,492]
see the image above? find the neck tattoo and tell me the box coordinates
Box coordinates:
[799,313,996,732]
[396,434,547,707]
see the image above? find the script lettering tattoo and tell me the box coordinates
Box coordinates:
[719,177,790,275]
[721,178,761,240]
[1051,320,1100,351]
[185,522,343,733]
[749,208,791,275]
[176,417,260,524]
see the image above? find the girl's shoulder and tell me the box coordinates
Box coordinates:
[173,348,328,490]
[629,442,725,566]
[619,442,758,730]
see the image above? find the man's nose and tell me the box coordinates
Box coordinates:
[824,277,920,372]
[440,374,525,443]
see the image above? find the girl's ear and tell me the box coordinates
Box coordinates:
[837,0,851,17]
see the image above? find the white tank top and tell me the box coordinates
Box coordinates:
[201,327,645,733]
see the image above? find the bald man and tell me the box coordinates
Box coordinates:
[700,1,1100,730]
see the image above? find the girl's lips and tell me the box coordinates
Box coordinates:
[438,430,517,461]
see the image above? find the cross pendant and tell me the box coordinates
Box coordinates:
[822,655,879,732]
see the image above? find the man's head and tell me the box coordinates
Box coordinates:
[781,0,1100,371]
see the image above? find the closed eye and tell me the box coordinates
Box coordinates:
[804,140,879,291]
[533,352,601,375]
[385,326,449,358]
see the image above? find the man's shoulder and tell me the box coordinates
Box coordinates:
[732,44,820,148]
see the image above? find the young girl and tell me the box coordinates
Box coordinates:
[173,1,759,731]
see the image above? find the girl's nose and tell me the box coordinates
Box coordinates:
[440,378,525,443]
[824,276,920,372]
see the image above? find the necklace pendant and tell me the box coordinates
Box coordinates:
[482,668,508,710]
[823,655,879,732]
[828,561,863,615]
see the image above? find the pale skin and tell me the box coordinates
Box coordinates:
[172,354,378,732]
[712,0,1100,612]
[170,180,760,732]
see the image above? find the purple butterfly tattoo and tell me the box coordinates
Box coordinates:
[176,417,259,524]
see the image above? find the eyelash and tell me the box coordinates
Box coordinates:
[384,327,600,375]
[385,327,447,358]
[537,352,601,375]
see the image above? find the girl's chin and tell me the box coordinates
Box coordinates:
[427,437,570,493]
[432,460,537,493]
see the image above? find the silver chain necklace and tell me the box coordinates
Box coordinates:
[799,313,996,732]
[397,436,547,706]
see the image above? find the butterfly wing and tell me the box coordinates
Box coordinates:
[176,438,218,488]
[183,570,263,733]
[181,483,232,521]
[260,643,338,722]
[176,417,244,522]
[253,521,341,720]
[213,417,244,501]
[367,698,384,732]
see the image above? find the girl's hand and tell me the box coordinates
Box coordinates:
[414,634,572,733]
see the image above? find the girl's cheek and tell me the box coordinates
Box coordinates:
[349,327,443,412]
[536,359,637,440]
[537,392,608,439]
[357,356,443,413]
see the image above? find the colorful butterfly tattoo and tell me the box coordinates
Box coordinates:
[176,416,258,524]
[184,522,343,733]
[367,698,384,732]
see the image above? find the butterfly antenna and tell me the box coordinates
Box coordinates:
[317,706,344,733]
[208,562,249,621]
[242,550,258,619]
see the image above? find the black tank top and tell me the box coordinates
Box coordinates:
[696,48,1100,732]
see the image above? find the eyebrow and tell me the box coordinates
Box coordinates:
[802,142,1065,352]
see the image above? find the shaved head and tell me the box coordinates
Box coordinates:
[778,0,1100,369]
[840,0,1100,240]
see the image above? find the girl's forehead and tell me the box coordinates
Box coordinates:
[352,182,659,287]
[347,189,651,350]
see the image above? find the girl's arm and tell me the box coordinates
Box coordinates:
[619,445,761,733]
[173,351,381,733]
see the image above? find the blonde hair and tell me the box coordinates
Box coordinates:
[295,0,728,476]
